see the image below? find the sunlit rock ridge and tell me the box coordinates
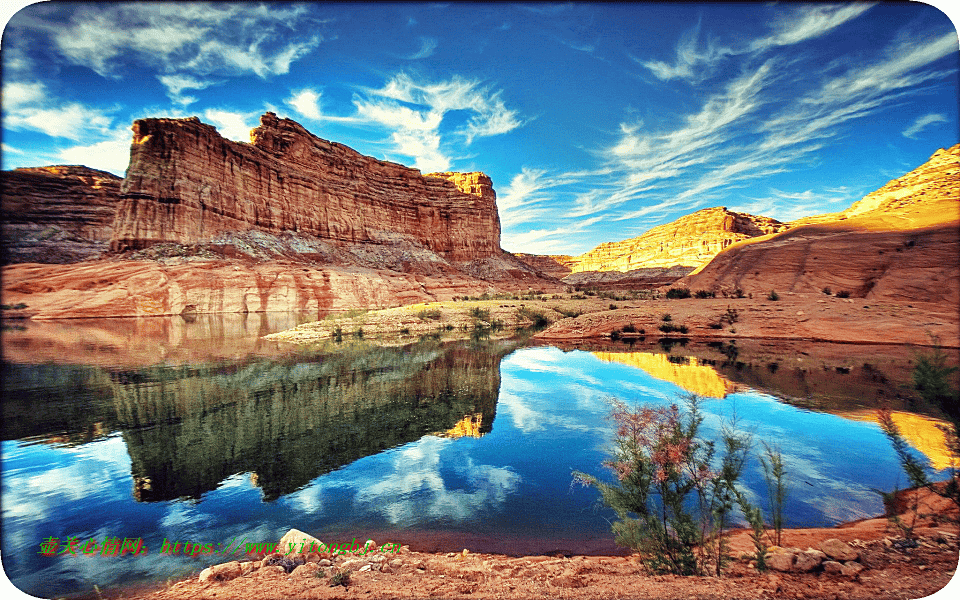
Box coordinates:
[565,207,788,273]
[683,144,960,303]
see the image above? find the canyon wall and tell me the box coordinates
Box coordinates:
[1,166,122,264]
[566,207,788,273]
[112,113,500,261]
[682,144,960,304]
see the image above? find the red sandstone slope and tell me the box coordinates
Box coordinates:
[681,144,960,304]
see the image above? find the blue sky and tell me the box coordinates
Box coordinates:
[2,2,958,255]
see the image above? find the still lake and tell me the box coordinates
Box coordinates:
[1,314,952,598]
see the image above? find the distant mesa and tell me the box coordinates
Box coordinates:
[681,144,960,305]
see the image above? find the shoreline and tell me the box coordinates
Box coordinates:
[65,487,959,600]
[261,294,960,350]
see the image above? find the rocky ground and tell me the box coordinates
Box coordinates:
[263,291,959,349]
[84,487,958,600]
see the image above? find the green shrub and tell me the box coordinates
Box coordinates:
[661,314,672,322]
[723,308,739,324]
[822,287,832,295]
[766,291,779,301]
[329,569,351,587]
[622,323,637,333]
[573,395,752,576]
[610,303,619,310]
[666,288,692,299]
[836,290,850,298]
[468,306,491,321]
[333,325,343,343]
[416,308,442,321]
[694,290,716,299]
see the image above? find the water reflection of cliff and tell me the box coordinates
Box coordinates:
[114,340,507,502]
[592,351,735,398]
[587,346,954,475]
[2,337,511,502]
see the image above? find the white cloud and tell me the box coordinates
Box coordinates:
[157,74,215,106]
[203,109,259,142]
[23,3,321,80]
[348,72,525,172]
[2,81,116,141]
[406,37,438,60]
[751,4,875,52]
[902,113,948,139]
[57,129,132,176]
[636,21,734,83]
[285,88,324,121]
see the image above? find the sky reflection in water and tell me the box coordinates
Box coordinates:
[1,339,945,598]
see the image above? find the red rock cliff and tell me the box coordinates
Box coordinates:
[1,166,122,263]
[111,113,501,261]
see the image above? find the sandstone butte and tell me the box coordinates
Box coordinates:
[1,113,563,319]
[680,143,960,306]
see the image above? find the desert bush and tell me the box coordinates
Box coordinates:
[723,308,739,324]
[836,290,850,298]
[733,288,745,298]
[333,325,343,343]
[573,395,752,576]
[468,306,491,321]
[666,288,692,299]
[622,323,637,333]
[610,328,622,341]
[766,291,779,301]
[877,341,959,532]
[759,442,788,547]
[416,308,442,321]
[610,303,619,310]
[822,287,832,295]
[694,290,716,299]
[661,314,672,322]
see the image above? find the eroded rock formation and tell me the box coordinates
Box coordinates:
[682,145,960,304]
[112,113,500,261]
[1,166,122,264]
[565,207,787,273]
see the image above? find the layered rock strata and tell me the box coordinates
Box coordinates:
[112,113,500,261]
[683,145,960,304]
[1,166,122,263]
[565,207,787,273]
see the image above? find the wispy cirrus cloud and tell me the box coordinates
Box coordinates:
[639,5,875,84]
[405,36,438,60]
[749,3,875,52]
[633,20,734,83]
[10,3,323,101]
[157,74,215,106]
[345,72,525,172]
[902,113,948,139]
